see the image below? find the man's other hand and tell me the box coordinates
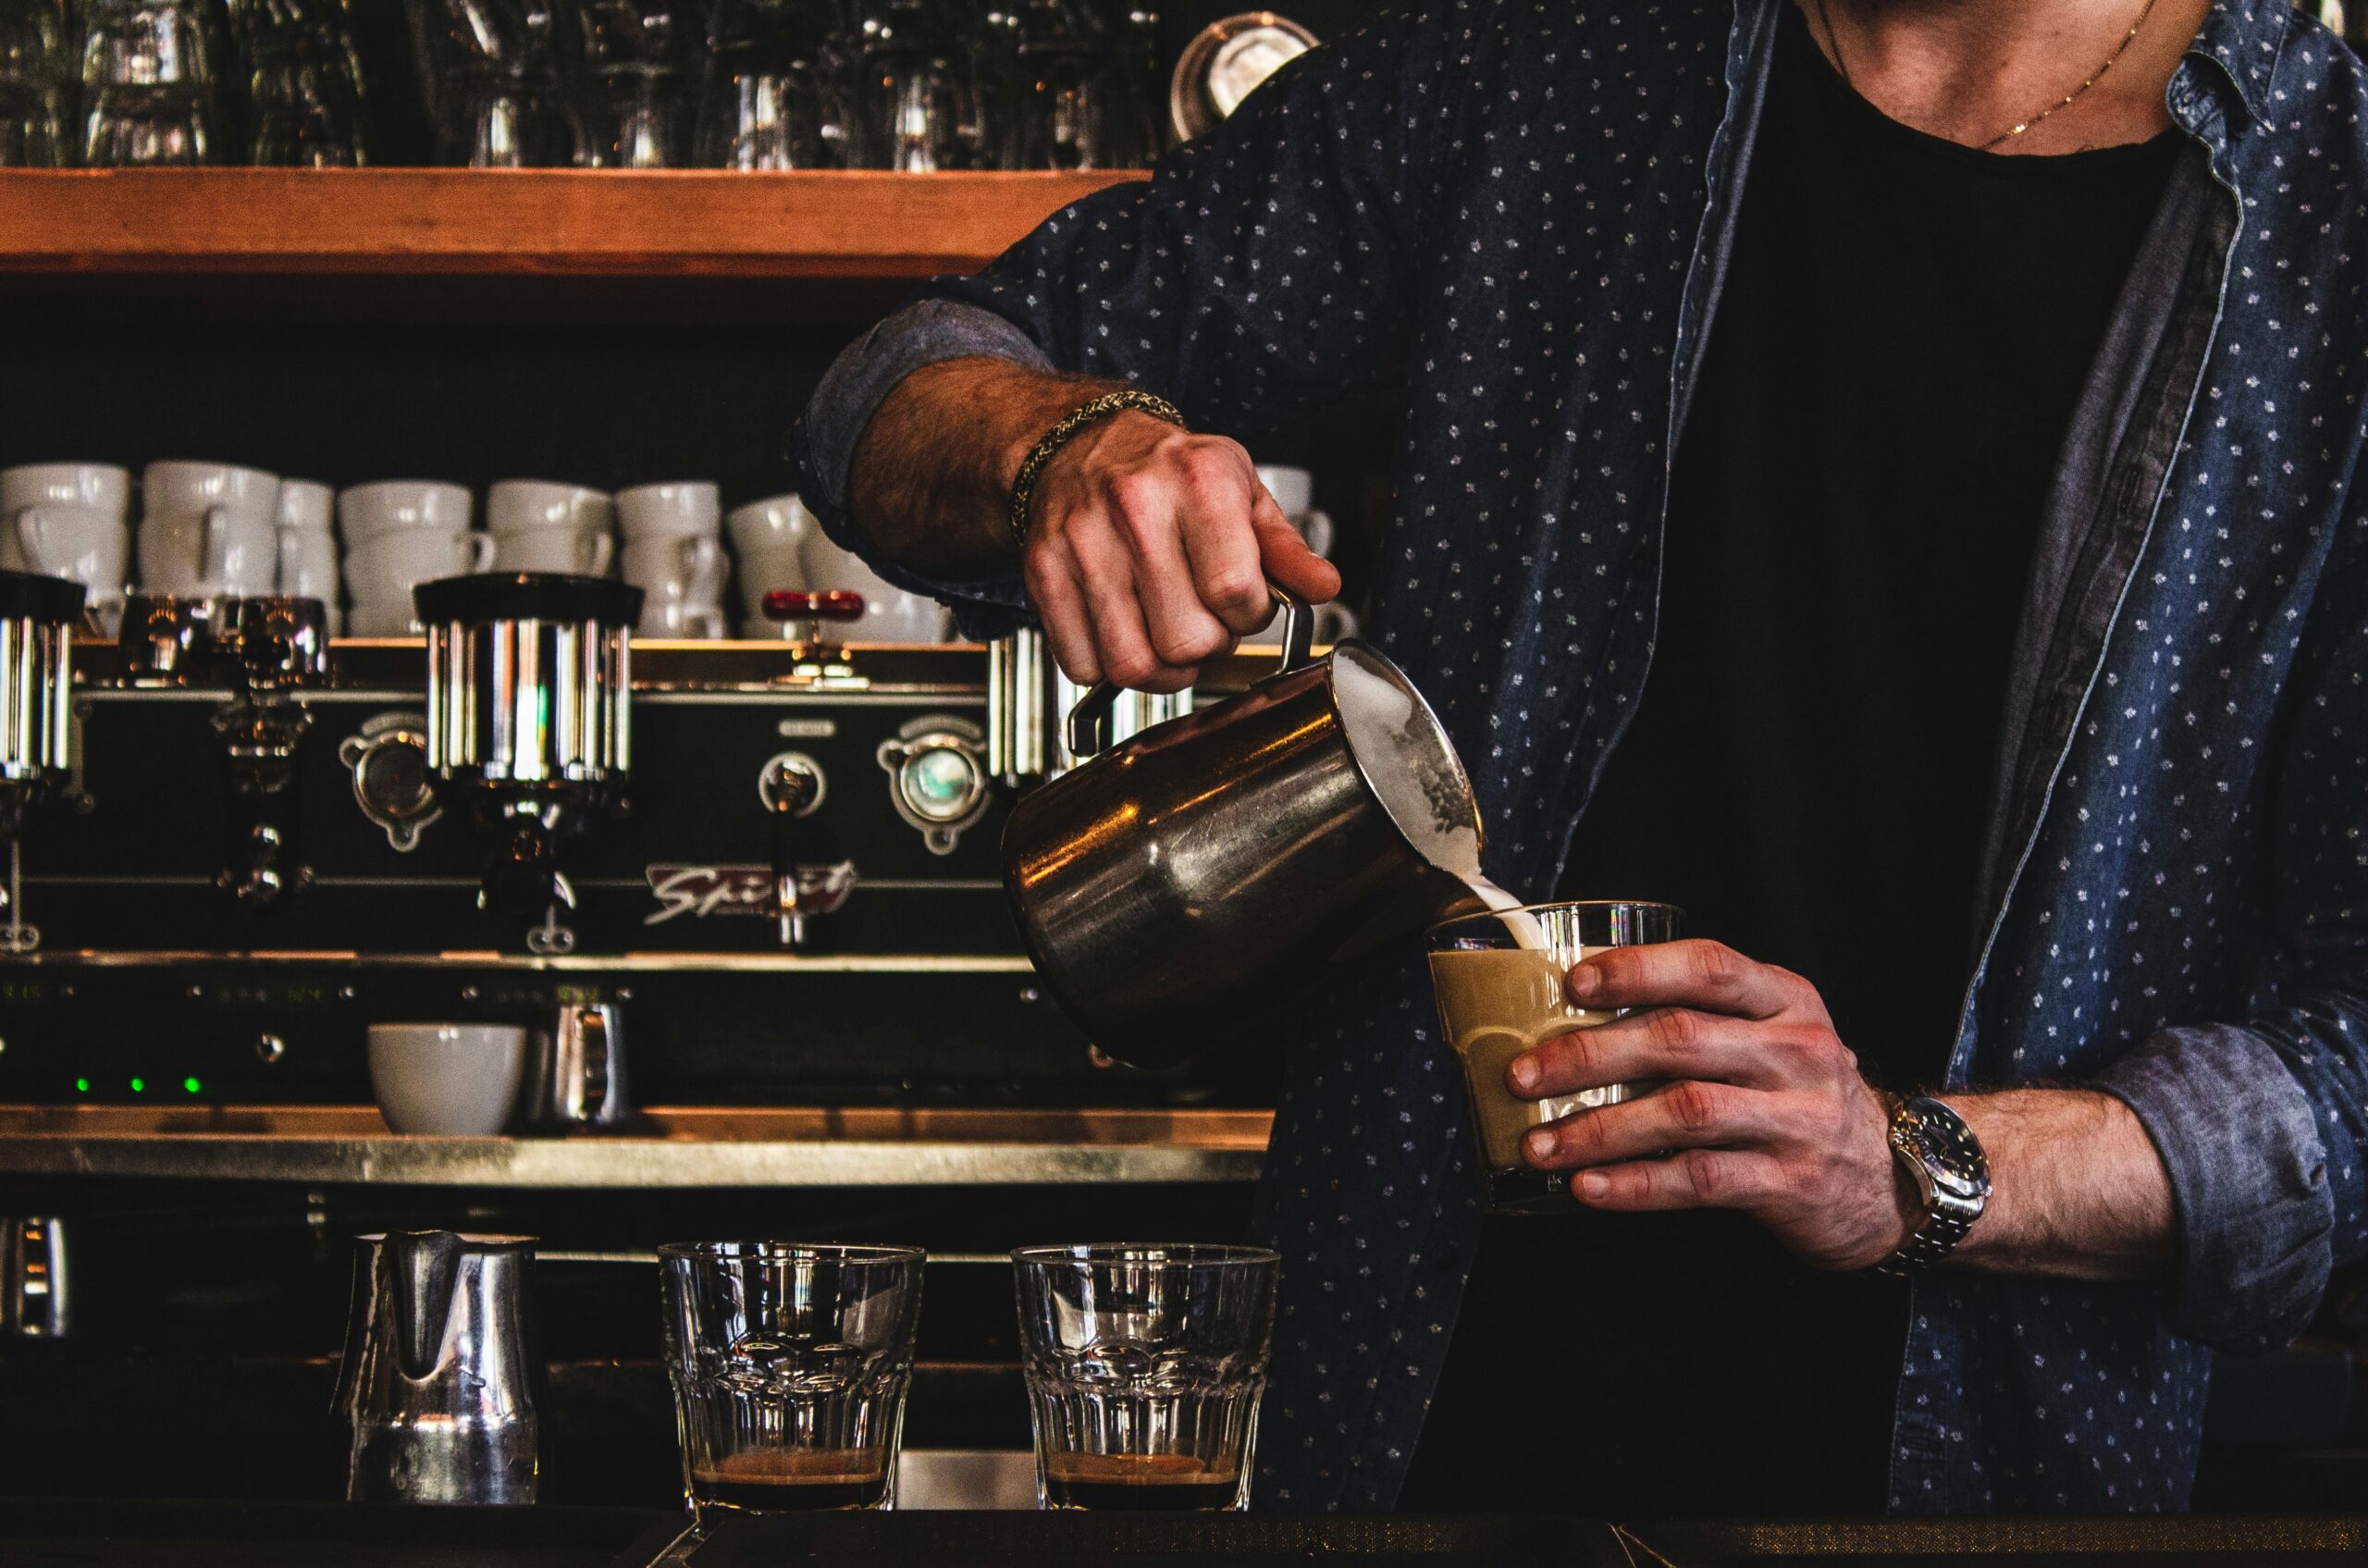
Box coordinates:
[1506,939,1917,1272]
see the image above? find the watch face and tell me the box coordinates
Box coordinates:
[1907,1101,1991,1202]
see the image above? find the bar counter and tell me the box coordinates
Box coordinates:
[10,1500,2368,1566]
[0,1105,1271,1187]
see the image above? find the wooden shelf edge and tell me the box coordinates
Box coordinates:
[0,167,1149,279]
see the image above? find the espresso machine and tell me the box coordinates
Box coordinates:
[0,591,1289,1110]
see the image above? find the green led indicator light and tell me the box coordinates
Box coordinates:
[129,1077,144,1093]
[73,1077,88,1093]
[183,1077,202,1094]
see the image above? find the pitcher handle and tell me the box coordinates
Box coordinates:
[1065,580,1312,759]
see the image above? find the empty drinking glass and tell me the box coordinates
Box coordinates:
[235,0,371,164]
[697,0,841,167]
[406,0,587,166]
[80,0,224,166]
[0,0,73,166]
[573,0,700,167]
[1011,1243,1277,1512]
[660,1241,923,1518]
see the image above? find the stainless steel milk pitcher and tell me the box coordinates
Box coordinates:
[1003,588,1486,1069]
[333,1229,545,1504]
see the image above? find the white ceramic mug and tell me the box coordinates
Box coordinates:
[140,461,282,596]
[727,494,815,633]
[494,525,614,576]
[800,533,953,645]
[366,1023,527,1136]
[1254,463,1314,518]
[274,479,341,626]
[3,506,129,603]
[616,481,721,540]
[623,535,726,638]
[346,529,497,635]
[339,481,474,547]
[487,479,612,537]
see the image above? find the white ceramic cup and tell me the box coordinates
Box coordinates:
[800,533,953,645]
[345,529,497,634]
[4,505,128,599]
[623,535,727,638]
[727,495,815,632]
[1254,463,1313,518]
[274,479,340,626]
[494,525,614,576]
[339,481,474,547]
[487,479,613,537]
[366,1023,527,1136]
[616,481,721,540]
[140,461,282,596]
[2,463,131,521]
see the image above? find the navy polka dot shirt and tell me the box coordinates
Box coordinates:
[798,0,2368,1515]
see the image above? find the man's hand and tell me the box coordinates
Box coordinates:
[1508,939,1916,1272]
[1506,938,2179,1281]
[1022,410,1338,693]
[847,357,1339,694]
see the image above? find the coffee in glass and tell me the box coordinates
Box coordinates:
[1426,900,1684,1213]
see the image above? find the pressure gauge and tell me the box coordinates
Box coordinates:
[878,718,992,854]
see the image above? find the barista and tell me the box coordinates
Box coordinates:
[790,0,2368,1517]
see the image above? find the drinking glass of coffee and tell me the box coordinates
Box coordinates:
[1011,1242,1277,1512]
[658,1241,924,1518]
[1427,900,1684,1214]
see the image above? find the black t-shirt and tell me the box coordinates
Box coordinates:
[1400,6,2181,1517]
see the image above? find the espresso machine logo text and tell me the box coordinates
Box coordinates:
[644,863,857,925]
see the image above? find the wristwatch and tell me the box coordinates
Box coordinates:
[1873,1094,1992,1277]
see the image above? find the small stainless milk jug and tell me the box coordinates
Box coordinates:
[1003,589,1486,1069]
[333,1229,545,1504]
[515,1001,627,1130]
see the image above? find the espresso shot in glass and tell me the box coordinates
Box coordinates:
[1426,899,1684,1214]
[1011,1243,1278,1512]
[658,1241,923,1520]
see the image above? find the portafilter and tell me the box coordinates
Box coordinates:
[413,573,642,950]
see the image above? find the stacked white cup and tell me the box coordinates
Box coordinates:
[802,524,954,645]
[139,461,283,598]
[340,481,489,636]
[276,480,341,630]
[725,493,816,636]
[1,463,131,629]
[618,482,726,638]
[1247,463,1357,647]
[487,480,614,578]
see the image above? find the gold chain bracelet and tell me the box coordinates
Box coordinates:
[1006,389,1188,549]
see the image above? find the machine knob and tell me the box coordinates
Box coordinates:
[761,590,866,624]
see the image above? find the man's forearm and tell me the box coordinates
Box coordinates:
[1944,1088,2175,1281]
[848,357,1124,578]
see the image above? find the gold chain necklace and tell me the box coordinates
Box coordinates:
[1810,0,2165,152]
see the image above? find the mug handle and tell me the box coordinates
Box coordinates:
[461,532,498,573]
[273,518,302,594]
[11,507,46,573]
[197,505,229,588]
[1065,579,1312,760]
[582,534,614,576]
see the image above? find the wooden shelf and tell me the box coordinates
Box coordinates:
[0,167,1146,281]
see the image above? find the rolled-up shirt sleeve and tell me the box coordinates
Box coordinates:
[2092,494,2368,1355]
[792,299,1053,640]
[2093,1024,2334,1353]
